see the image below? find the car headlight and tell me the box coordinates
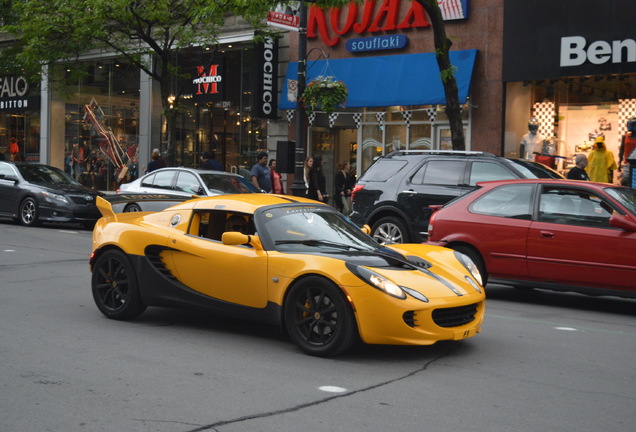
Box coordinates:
[41,191,69,204]
[346,263,406,299]
[454,251,483,290]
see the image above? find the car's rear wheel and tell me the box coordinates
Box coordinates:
[19,197,40,226]
[91,249,146,320]
[453,245,488,286]
[285,276,358,357]
[371,216,409,244]
[123,203,142,212]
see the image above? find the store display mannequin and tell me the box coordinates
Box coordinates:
[519,118,544,160]
[618,117,636,185]
[587,136,617,183]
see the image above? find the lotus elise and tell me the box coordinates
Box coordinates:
[90,194,485,356]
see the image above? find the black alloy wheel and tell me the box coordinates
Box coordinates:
[19,197,40,226]
[371,216,409,244]
[285,276,358,357]
[91,249,146,320]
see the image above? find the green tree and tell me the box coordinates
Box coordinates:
[414,0,465,150]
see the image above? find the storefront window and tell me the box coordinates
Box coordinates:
[504,74,636,179]
[62,59,140,191]
[166,45,263,175]
[409,123,432,149]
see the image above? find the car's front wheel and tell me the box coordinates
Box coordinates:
[19,197,40,226]
[91,249,146,320]
[371,216,409,244]
[284,276,358,357]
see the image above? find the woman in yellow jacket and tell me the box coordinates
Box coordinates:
[587,137,617,183]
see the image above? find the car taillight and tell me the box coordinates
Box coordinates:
[427,209,437,239]
[351,184,365,202]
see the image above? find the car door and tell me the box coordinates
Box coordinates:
[140,170,176,194]
[527,185,636,291]
[174,171,206,195]
[463,183,535,279]
[401,159,469,229]
[166,210,268,308]
[0,163,22,216]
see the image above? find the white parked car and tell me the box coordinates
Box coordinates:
[118,167,260,198]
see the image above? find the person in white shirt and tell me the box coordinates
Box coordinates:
[520,118,544,160]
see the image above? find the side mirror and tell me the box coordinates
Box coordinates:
[0,174,19,184]
[222,232,262,249]
[609,214,636,232]
[361,224,371,235]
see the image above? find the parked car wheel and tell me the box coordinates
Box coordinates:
[372,216,409,244]
[452,244,488,286]
[91,249,146,320]
[19,197,40,226]
[285,276,358,357]
[123,203,142,212]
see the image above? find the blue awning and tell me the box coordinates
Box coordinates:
[279,49,477,109]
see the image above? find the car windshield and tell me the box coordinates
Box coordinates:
[199,173,259,194]
[16,164,80,186]
[503,159,564,179]
[257,205,378,252]
[606,187,636,216]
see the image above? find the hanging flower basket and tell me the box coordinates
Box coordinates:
[301,75,348,116]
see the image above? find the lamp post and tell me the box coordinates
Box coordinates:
[290,2,309,197]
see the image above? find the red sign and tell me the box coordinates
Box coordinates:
[308,0,431,47]
[194,65,221,95]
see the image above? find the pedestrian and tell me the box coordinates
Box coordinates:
[269,159,283,194]
[146,148,167,173]
[201,151,222,170]
[303,156,313,196]
[334,160,353,213]
[251,151,272,192]
[9,137,21,161]
[566,154,590,181]
[308,156,328,203]
[587,137,617,183]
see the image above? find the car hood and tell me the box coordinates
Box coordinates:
[34,182,101,196]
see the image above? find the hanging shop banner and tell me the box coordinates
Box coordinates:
[503,0,636,81]
[254,36,279,119]
[267,2,301,31]
[192,58,226,103]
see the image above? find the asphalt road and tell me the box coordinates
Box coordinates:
[1,219,635,432]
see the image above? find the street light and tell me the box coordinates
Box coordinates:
[290,2,309,197]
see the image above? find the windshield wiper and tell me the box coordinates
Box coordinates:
[275,239,370,251]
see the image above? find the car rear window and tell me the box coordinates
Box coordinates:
[360,160,407,181]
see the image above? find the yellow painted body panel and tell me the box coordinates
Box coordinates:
[92,194,485,347]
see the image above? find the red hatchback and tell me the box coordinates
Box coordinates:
[426,179,636,298]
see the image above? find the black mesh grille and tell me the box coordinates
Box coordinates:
[432,303,478,328]
[69,195,94,205]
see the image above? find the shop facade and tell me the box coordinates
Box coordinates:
[503,0,636,181]
[30,30,288,191]
[279,0,505,194]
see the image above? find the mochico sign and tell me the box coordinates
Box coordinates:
[192,60,225,103]
[254,36,278,119]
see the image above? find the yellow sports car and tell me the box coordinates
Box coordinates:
[90,194,485,357]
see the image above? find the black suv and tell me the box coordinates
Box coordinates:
[349,150,564,244]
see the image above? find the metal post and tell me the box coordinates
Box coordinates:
[291,2,308,197]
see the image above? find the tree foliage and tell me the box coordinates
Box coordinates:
[1,0,465,155]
